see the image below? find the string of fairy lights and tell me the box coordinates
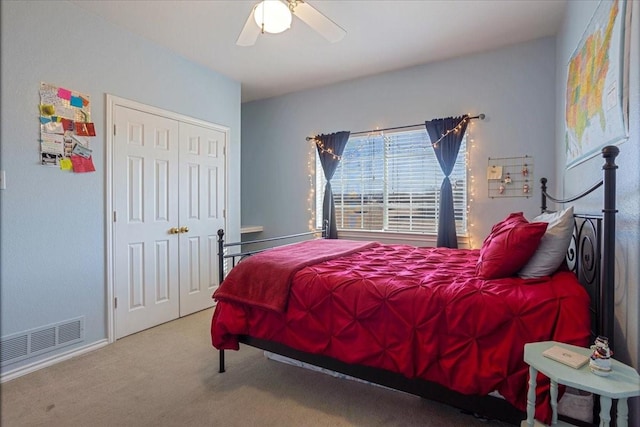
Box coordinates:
[466,119,477,249]
[429,115,471,149]
[308,115,480,248]
[307,146,316,232]
[314,139,342,161]
[311,115,473,161]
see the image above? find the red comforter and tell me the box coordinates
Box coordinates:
[211,241,590,423]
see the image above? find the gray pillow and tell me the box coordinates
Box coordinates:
[518,206,574,279]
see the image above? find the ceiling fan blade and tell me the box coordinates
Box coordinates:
[294,1,346,43]
[236,6,261,47]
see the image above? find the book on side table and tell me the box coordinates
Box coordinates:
[542,345,589,369]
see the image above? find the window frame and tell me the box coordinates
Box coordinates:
[315,128,468,240]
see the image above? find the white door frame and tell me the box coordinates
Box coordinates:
[105,95,229,343]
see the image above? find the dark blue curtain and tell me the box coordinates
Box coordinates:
[425,116,469,248]
[315,131,350,239]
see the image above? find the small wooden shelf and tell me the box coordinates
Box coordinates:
[240,225,264,234]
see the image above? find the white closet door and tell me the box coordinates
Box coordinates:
[178,122,226,316]
[113,106,180,339]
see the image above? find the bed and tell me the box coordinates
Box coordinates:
[211,146,619,426]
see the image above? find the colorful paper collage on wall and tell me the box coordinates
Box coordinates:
[39,82,96,172]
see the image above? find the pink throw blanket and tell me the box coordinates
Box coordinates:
[213,239,378,312]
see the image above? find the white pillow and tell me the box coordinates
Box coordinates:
[518,206,574,279]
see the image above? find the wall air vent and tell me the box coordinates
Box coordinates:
[0,317,84,366]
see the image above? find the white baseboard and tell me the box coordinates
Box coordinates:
[0,339,109,383]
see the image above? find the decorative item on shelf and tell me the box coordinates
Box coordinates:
[522,164,529,176]
[523,183,530,194]
[504,172,512,184]
[589,336,613,376]
[499,184,505,194]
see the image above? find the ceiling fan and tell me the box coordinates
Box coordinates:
[237,0,346,46]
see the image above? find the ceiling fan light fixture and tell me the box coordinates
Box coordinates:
[254,0,292,34]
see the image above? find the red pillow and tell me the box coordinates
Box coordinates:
[476,215,548,279]
[480,212,527,247]
[490,211,527,233]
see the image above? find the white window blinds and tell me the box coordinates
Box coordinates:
[316,129,467,235]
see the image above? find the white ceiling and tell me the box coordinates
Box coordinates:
[72,0,567,103]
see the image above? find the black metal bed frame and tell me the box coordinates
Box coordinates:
[540,145,618,351]
[215,146,619,426]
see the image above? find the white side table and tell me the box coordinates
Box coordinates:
[521,341,640,427]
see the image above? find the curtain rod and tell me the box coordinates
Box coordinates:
[305,113,485,141]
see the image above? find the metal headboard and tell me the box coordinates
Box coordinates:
[539,145,619,350]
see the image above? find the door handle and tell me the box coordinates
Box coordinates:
[179,226,189,233]
[169,227,180,234]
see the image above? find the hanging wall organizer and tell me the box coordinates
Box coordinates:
[487,155,534,198]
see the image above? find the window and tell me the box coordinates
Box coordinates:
[316,129,467,236]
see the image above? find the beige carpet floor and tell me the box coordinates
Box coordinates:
[1,309,512,427]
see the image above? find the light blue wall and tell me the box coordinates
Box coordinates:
[556,1,638,420]
[242,37,557,247]
[0,0,241,374]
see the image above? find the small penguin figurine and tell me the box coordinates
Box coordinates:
[589,336,613,376]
